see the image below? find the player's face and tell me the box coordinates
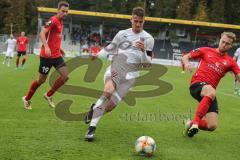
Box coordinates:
[58,6,69,19]
[218,35,233,53]
[21,32,25,36]
[131,15,144,33]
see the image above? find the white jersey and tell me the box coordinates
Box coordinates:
[234,48,240,66]
[6,38,16,50]
[101,28,155,83]
[99,28,155,64]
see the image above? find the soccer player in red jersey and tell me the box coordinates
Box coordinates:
[182,32,240,137]
[22,1,69,109]
[16,31,29,69]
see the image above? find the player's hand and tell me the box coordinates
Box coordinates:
[45,46,51,57]
[60,49,65,57]
[136,40,145,52]
[185,63,192,72]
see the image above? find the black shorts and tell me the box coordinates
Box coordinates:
[39,57,66,75]
[17,51,26,56]
[189,82,219,114]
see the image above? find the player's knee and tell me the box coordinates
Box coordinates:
[105,105,116,112]
[208,124,217,131]
[38,80,46,84]
[207,90,216,99]
[105,101,117,112]
[61,75,69,82]
[103,91,112,99]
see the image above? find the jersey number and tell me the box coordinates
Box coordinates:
[42,66,49,73]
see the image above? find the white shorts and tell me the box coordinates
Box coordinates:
[6,49,14,58]
[104,66,136,104]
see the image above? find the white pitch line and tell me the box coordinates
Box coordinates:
[0,61,38,76]
[218,90,240,99]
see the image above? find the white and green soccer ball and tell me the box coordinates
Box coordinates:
[135,136,156,157]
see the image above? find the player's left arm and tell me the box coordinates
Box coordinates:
[138,37,155,67]
[60,48,65,57]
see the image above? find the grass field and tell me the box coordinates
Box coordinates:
[0,54,240,160]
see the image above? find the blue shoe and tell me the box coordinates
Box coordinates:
[85,126,96,141]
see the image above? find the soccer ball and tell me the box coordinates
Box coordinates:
[135,136,156,157]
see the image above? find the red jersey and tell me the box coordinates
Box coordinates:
[17,36,28,52]
[190,47,240,88]
[40,16,63,59]
[90,46,101,55]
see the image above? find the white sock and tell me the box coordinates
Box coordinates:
[7,59,10,66]
[90,96,108,127]
[234,79,238,90]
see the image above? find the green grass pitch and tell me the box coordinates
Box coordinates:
[0,54,240,160]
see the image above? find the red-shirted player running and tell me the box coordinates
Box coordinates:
[22,1,69,109]
[16,31,29,69]
[182,32,240,137]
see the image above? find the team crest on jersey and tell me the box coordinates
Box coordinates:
[192,48,199,53]
[45,20,52,27]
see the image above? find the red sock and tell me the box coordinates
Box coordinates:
[193,96,212,125]
[16,57,20,67]
[47,77,67,97]
[25,80,40,100]
[198,119,209,130]
[22,58,26,66]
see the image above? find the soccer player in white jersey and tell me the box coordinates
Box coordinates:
[2,34,17,67]
[233,48,240,95]
[84,7,155,141]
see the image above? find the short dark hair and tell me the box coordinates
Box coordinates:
[132,7,145,17]
[58,1,69,9]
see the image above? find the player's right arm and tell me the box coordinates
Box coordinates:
[16,38,20,51]
[93,31,122,59]
[181,48,205,72]
[40,27,51,57]
[39,18,56,57]
[14,39,17,51]
[182,54,192,72]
